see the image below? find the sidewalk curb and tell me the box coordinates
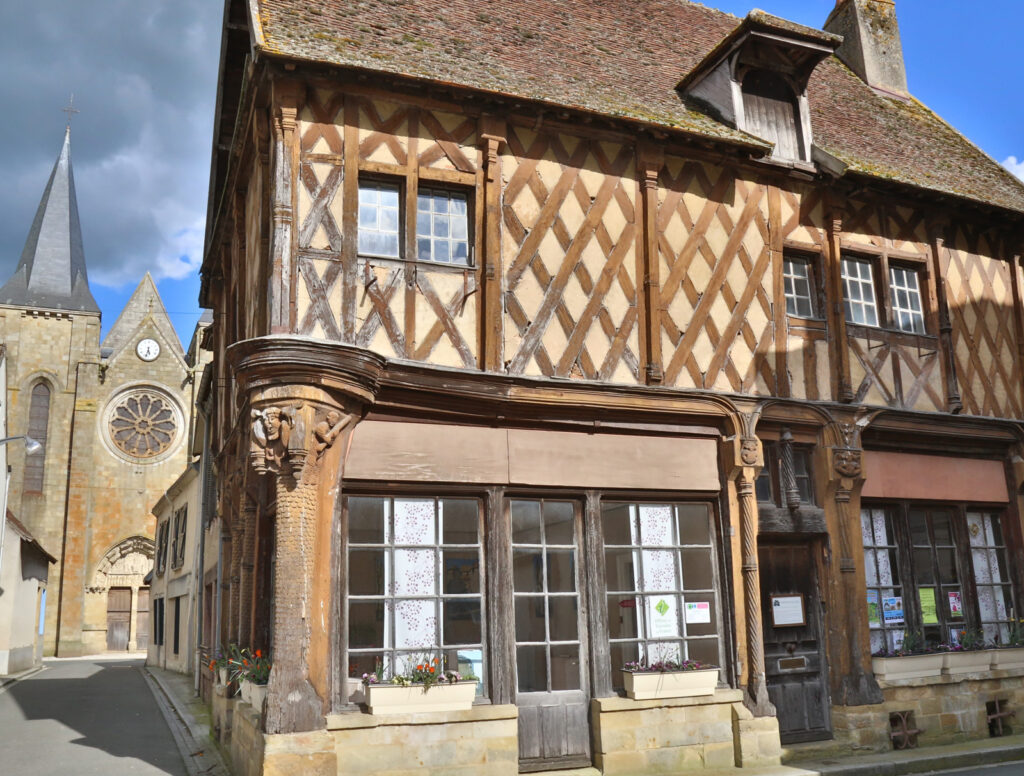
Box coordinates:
[0,664,44,693]
[794,735,1024,776]
[142,666,230,776]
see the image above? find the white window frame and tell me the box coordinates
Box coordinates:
[841,256,880,327]
[783,253,817,318]
[416,187,471,266]
[888,265,926,334]
[357,181,401,259]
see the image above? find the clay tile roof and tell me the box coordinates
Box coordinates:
[5,510,57,564]
[252,0,1024,215]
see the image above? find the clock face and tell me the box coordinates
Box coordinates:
[136,338,161,361]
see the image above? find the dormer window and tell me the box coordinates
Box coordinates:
[741,70,805,161]
[677,11,840,167]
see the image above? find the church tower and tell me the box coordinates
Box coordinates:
[0,129,103,656]
[0,129,191,656]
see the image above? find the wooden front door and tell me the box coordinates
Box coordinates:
[136,588,150,649]
[509,498,591,771]
[106,587,132,651]
[759,542,832,744]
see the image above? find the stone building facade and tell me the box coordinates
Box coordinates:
[201,1,1024,774]
[0,129,191,656]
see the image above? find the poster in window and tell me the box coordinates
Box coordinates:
[948,591,964,619]
[647,597,679,638]
[919,588,939,625]
[882,596,904,625]
[867,591,881,627]
[684,601,711,624]
[770,594,806,627]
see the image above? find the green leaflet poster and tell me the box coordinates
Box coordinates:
[867,591,880,626]
[919,588,939,625]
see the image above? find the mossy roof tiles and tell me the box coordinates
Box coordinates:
[253,0,1024,214]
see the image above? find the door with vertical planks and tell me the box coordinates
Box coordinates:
[509,498,591,771]
[759,542,832,743]
[106,587,132,651]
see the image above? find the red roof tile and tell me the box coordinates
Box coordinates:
[252,0,1024,214]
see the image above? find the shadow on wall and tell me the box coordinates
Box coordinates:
[5,659,185,774]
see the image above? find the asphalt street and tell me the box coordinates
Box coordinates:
[0,657,187,775]
[925,765,1024,776]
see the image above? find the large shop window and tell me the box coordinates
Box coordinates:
[603,503,722,683]
[347,496,484,690]
[862,504,1017,652]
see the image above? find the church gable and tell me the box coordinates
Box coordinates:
[101,273,184,362]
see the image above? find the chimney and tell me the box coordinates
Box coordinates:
[824,0,908,96]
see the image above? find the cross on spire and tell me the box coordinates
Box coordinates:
[62,94,80,128]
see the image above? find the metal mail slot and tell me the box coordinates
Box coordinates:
[778,657,807,671]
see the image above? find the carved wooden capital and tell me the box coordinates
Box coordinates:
[250,399,357,486]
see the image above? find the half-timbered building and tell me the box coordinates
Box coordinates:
[200,1,1024,773]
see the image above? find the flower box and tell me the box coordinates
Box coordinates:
[943,649,994,676]
[365,681,477,715]
[218,667,229,686]
[991,647,1024,671]
[622,668,719,700]
[249,684,267,713]
[871,653,944,681]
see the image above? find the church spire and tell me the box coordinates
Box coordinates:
[0,127,100,313]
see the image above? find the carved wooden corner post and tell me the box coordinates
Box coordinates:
[269,79,305,334]
[225,470,243,646]
[826,419,882,706]
[928,223,963,413]
[729,411,774,716]
[638,141,664,386]
[479,115,506,373]
[824,204,854,403]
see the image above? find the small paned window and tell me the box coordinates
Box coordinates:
[757,443,816,507]
[347,496,484,694]
[783,255,816,318]
[602,502,721,686]
[862,507,904,654]
[357,182,401,258]
[862,503,1019,654]
[842,256,879,326]
[156,522,169,575]
[416,188,470,266]
[888,265,925,334]
[967,512,1013,644]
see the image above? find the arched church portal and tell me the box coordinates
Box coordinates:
[90,537,154,651]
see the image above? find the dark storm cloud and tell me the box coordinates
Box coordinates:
[0,0,222,286]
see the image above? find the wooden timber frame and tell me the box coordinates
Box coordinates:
[199,34,1024,760]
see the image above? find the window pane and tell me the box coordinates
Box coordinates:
[783,256,815,317]
[511,500,542,544]
[394,549,436,596]
[605,549,638,592]
[602,503,633,545]
[515,596,546,642]
[550,644,581,690]
[513,549,544,593]
[394,599,436,648]
[639,505,675,545]
[443,600,481,645]
[441,499,478,544]
[841,257,878,327]
[544,501,575,545]
[394,499,435,545]
[443,551,480,595]
[681,549,714,590]
[357,182,401,258]
[350,602,385,648]
[517,645,547,692]
[608,596,641,639]
[547,550,576,593]
[350,550,385,595]
[642,550,679,592]
[677,504,711,544]
[888,266,925,333]
[548,597,579,641]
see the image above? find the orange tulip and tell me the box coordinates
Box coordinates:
[256,649,262,658]
[429,666,435,673]
[432,658,438,665]
[416,664,423,671]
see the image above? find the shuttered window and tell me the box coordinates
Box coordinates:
[741,69,804,161]
[24,382,50,493]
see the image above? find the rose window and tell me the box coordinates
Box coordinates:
[108,391,178,459]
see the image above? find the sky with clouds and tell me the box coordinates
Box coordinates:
[0,1,1021,345]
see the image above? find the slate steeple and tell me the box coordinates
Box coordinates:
[0,127,101,313]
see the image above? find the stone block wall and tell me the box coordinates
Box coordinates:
[591,689,781,774]
[325,705,519,776]
[818,669,1024,760]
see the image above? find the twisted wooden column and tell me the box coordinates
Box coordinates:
[228,520,243,646]
[738,459,772,715]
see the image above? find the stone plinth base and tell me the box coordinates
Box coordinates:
[592,689,781,773]
[212,684,238,745]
